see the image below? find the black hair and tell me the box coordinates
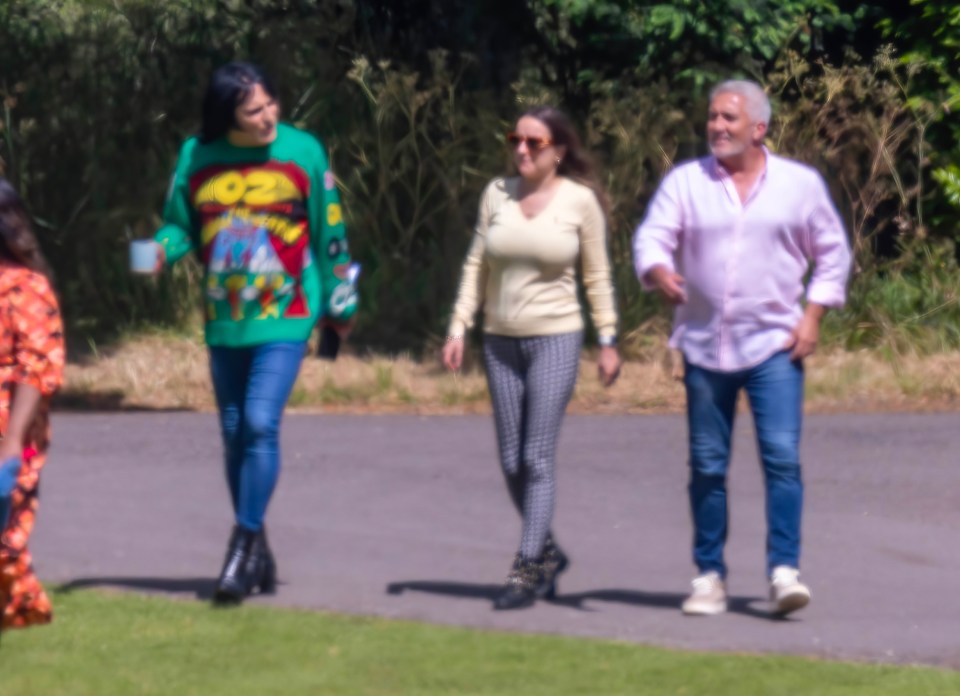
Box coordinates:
[0,178,51,276]
[199,62,278,143]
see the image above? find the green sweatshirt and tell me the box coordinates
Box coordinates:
[156,123,357,347]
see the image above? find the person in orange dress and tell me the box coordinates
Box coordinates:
[0,177,65,630]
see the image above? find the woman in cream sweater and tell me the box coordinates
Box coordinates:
[443,106,621,610]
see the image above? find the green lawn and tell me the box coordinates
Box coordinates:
[1,588,956,695]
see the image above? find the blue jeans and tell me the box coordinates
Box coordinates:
[0,455,20,531]
[684,350,804,578]
[209,341,306,532]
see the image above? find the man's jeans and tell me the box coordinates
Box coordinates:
[683,350,804,578]
[209,341,306,532]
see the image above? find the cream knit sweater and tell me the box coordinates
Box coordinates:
[448,176,618,340]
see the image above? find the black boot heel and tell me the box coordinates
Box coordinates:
[246,528,278,596]
[539,578,559,600]
[257,560,277,595]
[537,536,570,600]
[255,540,277,595]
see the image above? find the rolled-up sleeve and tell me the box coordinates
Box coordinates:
[804,175,852,308]
[633,171,683,289]
[11,275,65,396]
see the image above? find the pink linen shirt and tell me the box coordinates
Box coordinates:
[633,151,852,372]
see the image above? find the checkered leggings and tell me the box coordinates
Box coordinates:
[483,331,582,560]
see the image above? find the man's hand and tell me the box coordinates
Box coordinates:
[597,346,622,387]
[644,265,687,305]
[442,336,464,371]
[784,303,826,360]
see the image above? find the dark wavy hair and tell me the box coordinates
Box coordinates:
[518,105,611,219]
[0,178,51,276]
[199,62,278,143]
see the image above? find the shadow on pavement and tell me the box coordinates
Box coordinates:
[387,580,502,602]
[387,581,776,619]
[59,577,217,600]
[549,589,774,619]
[52,388,196,412]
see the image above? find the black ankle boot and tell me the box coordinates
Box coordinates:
[245,527,277,595]
[214,525,257,604]
[538,535,570,599]
[493,556,545,610]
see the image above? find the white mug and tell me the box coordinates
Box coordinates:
[129,240,160,274]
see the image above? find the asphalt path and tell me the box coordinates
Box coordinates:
[30,412,960,668]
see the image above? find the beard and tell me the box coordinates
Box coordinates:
[709,137,748,159]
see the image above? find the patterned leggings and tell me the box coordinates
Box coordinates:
[0,447,52,630]
[483,331,582,561]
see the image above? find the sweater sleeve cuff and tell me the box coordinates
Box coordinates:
[155,224,193,264]
[806,283,846,309]
[447,319,467,337]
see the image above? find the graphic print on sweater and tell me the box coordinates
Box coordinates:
[189,161,313,321]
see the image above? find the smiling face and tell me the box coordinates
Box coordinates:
[511,116,566,183]
[230,83,279,147]
[706,92,766,164]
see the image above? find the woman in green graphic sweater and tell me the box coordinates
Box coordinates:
[154,62,357,603]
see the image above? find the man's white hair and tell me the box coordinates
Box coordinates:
[710,80,771,126]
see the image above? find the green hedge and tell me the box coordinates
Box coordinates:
[1,0,956,355]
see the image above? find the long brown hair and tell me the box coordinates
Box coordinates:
[519,106,611,220]
[0,178,52,276]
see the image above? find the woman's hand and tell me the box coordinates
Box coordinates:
[442,336,464,371]
[0,383,40,463]
[597,345,622,387]
[154,244,166,274]
[0,438,22,464]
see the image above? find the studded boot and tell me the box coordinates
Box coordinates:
[493,555,545,610]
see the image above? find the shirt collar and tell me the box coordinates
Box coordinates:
[710,145,772,180]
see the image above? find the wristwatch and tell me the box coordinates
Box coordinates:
[598,335,617,347]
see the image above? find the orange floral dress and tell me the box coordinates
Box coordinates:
[0,266,64,630]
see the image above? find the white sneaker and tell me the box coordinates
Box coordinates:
[769,566,811,616]
[681,571,727,616]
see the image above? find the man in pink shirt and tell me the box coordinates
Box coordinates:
[633,80,851,617]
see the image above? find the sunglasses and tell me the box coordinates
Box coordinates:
[506,132,554,151]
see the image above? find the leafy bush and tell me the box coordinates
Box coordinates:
[0,1,957,356]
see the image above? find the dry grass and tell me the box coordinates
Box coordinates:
[58,333,960,414]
